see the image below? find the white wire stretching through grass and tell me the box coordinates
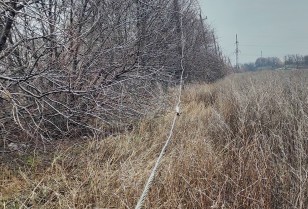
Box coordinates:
[135,12,186,209]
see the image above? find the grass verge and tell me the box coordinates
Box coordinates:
[1,70,308,208]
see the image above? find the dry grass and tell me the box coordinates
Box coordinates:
[1,70,308,208]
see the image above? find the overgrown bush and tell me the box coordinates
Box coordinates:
[0,0,230,141]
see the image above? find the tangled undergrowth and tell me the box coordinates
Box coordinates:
[1,70,308,208]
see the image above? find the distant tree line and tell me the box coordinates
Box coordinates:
[241,54,308,72]
[284,54,308,68]
[0,0,230,141]
[240,57,283,72]
[255,57,283,68]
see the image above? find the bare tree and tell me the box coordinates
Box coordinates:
[0,0,229,142]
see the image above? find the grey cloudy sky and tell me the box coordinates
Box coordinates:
[200,0,308,64]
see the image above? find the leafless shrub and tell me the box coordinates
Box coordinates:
[0,0,229,142]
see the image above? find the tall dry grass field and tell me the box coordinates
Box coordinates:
[1,70,308,208]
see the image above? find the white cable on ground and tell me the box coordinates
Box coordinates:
[135,12,186,209]
[134,114,178,209]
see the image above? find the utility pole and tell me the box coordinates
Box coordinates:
[199,12,208,52]
[261,50,263,58]
[235,34,239,69]
[212,32,218,55]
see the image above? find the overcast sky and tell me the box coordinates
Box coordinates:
[200,0,308,64]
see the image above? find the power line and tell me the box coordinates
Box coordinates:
[235,34,239,69]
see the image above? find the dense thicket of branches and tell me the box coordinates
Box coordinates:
[0,0,230,140]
